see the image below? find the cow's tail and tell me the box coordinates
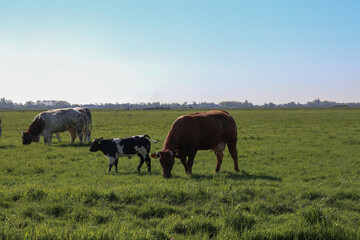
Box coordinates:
[144,135,157,143]
[88,115,92,131]
[82,114,88,141]
[87,109,93,130]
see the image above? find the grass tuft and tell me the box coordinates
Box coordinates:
[26,188,47,201]
[224,208,256,233]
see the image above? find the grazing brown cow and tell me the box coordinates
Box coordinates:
[151,110,239,177]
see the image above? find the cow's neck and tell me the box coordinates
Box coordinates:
[163,141,178,153]
[100,141,114,155]
[27,117,45,136]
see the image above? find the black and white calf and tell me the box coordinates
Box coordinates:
[89,135,157,172]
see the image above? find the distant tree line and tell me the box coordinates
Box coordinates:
[1,97,359,109]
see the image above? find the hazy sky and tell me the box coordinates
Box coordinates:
[1,0,359,105]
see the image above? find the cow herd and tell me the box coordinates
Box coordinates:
[20,108,239,177]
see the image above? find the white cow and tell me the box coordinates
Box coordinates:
[54,107,92,143]
[22,108,86,145]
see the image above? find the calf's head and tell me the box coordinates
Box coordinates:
[21,131,40,145]
[151,150,175,178]
[89,138,103,152]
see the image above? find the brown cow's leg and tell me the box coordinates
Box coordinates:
[187,151,197,175]
[213,143,226,173]
[214,151,224,173]
[227,142,240,172]
[180,156,188,173]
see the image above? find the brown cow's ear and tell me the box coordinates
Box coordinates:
[151,152,160,159]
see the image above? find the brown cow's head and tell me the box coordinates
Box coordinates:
[21,131,40,145]
[151,150,175,178]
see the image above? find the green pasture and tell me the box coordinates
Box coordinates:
[0,108,359,239]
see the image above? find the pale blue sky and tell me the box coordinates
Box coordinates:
[1,0,359,104]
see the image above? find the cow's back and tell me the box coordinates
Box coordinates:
[164,110,237,151]
[74,107,92,129]
[41,109,85,133]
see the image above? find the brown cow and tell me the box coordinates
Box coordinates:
[151,110,239,177]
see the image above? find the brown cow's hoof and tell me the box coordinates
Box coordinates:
[215,170,220,174]
[235,168,240,172]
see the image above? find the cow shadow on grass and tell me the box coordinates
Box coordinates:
[0,144,16,149]
[54,142,92,148]
[100,168,281,181]
[108,170,164,177]
[190,170,282,182]
[105,169,185,178]
[107,170,281,181]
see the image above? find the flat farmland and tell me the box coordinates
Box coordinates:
[0,108,359,239]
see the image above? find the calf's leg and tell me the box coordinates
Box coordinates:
[108,157,116,172]
[145,154,151,172]
[137,153,145,172]
[114,159,118,172]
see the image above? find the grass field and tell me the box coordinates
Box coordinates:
[1,108,360,239]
